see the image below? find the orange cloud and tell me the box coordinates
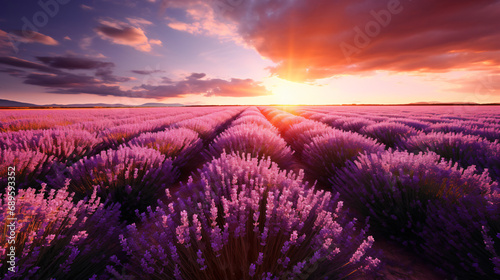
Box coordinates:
[212,0,500,81]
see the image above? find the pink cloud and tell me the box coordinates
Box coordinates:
[164,1,243,44]
[95,18,161,52]
[8,30,59,46]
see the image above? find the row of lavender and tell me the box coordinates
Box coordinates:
[1,107,381,279]
[296,106,500,182]
[113,107,380,279]
[260,106,500,279]
[1,105,499,279]
[0,107,229,189]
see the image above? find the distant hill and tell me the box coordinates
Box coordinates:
[0,99,38,107]
[0,98,185,108]
[44,103,129,108]
[138,102,184,107]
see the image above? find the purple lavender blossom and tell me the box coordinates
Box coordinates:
[206,122,294,168]
[112,153,380,280]
[361,122,417,148]
[399,132,500,182]
[331,150,496,247]
[0,148,62,188]
[0,186,122,279]
[127,127,203,166]
[302,129,384,184]
[51,146,178,221]
[0,128,99,162]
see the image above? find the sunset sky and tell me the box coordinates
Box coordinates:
[0,0,499,105]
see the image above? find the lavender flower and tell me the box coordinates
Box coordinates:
[113,153,379,280]
[51,146,177,221]
[0,128,99,162]
[0,148,62,189]
[399,132,500,182]
[361,122,417,148]
[331,150,496,246]
[302,129,384,184]
[0,185,122,279]
[127,127,203,166]
[206,122,294,168]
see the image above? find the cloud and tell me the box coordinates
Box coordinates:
[0,56,60,73]
[0,55,132,88]
[24,72,99,87]
[0,68,26,77]
[34,55,132,83]
[1,54,268,99]
[9,30,58,46]
[187,72,206,80]
[64,36,71,41]
[95,18,161,52]
[0,29,14,55]
[80,4,94,10]
[36,56,114,70]
[131,69,166,75]
[181,0,500,81]
[447,72,500,96]
[79,36,93,50]
[126,17,153,26]
[134,72,270,98]
[95,67,132,83]
[164,1,243,44]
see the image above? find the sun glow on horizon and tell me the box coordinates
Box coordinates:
[264,76,332,105]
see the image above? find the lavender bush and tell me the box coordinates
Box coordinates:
[0,128,99,163]
[127,128,203,166]
[361,122,417,149]
[206,123,294,168]
[0,186,122,279]
[330,117,376,133]
[399,132,500,182]
[51,146,177,221]
[0,149,62,189]
[302,129,384,184]
[109,153,380,280]
[418,190,500,279]
[331,150,495,247]
[283,121,330,156]
[385,118,430,130]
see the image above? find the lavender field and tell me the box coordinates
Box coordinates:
[1,106,500,280]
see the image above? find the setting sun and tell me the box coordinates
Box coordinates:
[264,77,329,105]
